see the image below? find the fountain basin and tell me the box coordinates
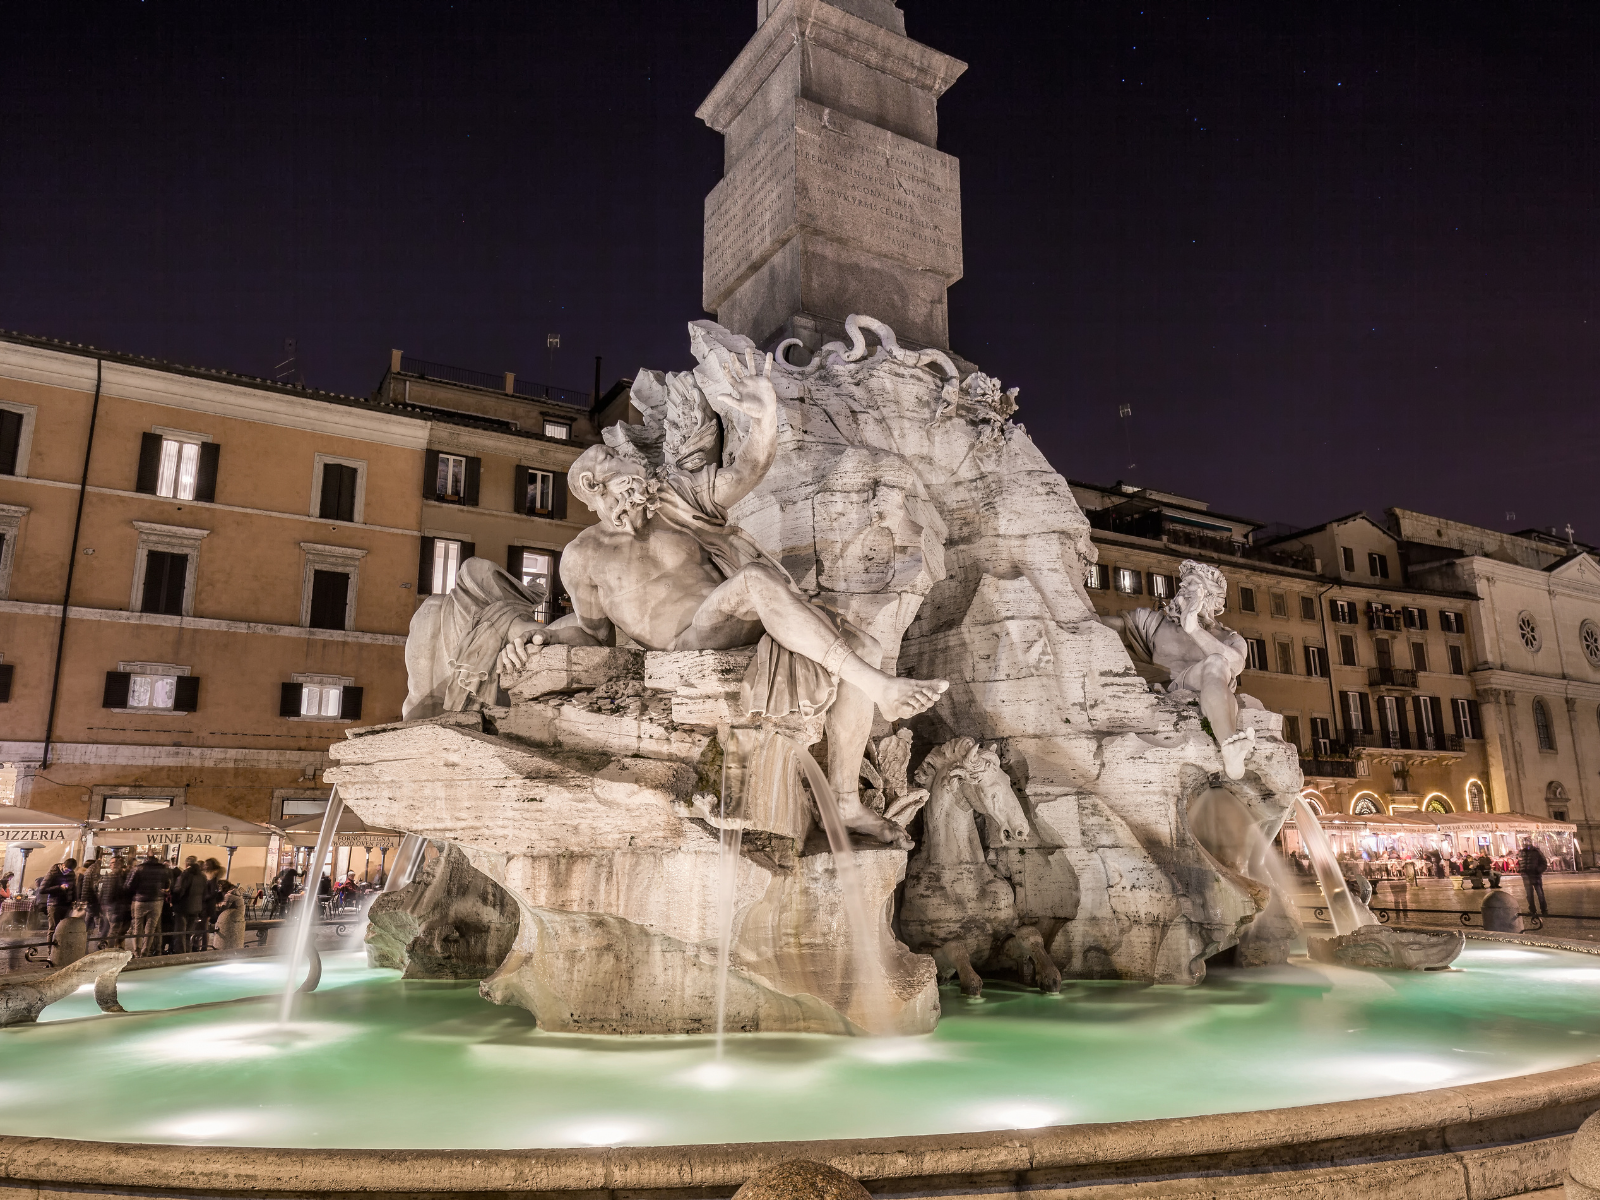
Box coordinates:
[2,939,1598,1196]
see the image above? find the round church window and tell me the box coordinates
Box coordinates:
[1518,612,1541,652]
[1581,620,1600,667]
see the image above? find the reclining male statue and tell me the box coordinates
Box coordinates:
[1099,559,1256,779]
[499,350,949,848]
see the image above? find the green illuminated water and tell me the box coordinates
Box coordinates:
[5,945,1600,1149]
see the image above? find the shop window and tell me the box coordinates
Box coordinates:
[418,536,474,596]
[136,431,220,502]
[1085,563,1110,591]
[1351,794,1382,815]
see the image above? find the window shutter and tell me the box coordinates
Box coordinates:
[280,682,303,717]
[1418,609,1429,631]
[142,551,186,616]
[320,463,357,522]
[1431,696,1445,738]
[461,540,476,562]
[308,570,350,630]
[423,450,441,501]
[103,671,131,708]
[1358,692,1372,734]
[1412,696,1427,740]
[136,432,164,494]
[417,537,435,595]
[0,662,12,702]
[513,465,530,515]
[173,675,200,713]
[194,442,220,502]
[552,472,568,520]
[507,546,525,579]
[1452,699,1465,738]
[339,686,364,721]
[0,409,21,475]
[463,457,481,507]
[1467,699,1481,740]
[1394,697,1410,744]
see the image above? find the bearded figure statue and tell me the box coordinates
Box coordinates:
[496,349,949,848]
[1099,559,1256,778]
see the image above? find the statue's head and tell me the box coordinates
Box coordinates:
[569,444,658,533]
[1172,559,1228,623]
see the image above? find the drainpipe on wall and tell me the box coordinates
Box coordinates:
[40,357,103,775]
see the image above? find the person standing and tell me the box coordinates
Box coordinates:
[37,858,77,932]
[170,857,207,952]
[1518,838,1550,916]
[126,853,173,957]
[95,857,131,949]
[271,866,299,918]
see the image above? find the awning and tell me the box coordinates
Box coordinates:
[92,803,280,848]
[1293,811,1575,836]
[0,808,87,845]
[279,809,403,849]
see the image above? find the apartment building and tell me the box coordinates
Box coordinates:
[1076,485,1490,818]
[1388,509,1600,862]
[0,334,603,885]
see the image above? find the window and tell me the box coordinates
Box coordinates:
[1440,610,1465,634]
[1283,715,1302,747]
[0,658,11,703]
[419,536,474,596]
[1351,794,1382,816]
[515,465,567,519]
[1410,641,1428,673]
[1329,599,1358,624]
[136,432,219,502]
[1374,638,1393,669]
[140,550,188,616]
[1377,695,1402,745]
[1085,563,1110,591]
[1413,695,1444,747]
[1367,552,1390,579]
[1299,595,1316,621]
[1239,586,1257,613]
[542,420,572,441]
[1114,567,1142,595]
[1466,780,1486,812]
[0,503,22,600]
[1368,603,1399,631]
[1338,633,1358,666]
[1149,573,1175,600]
[1448,644,1465,675]
[425,451,480,506]
[299,544,365,630]
[1452,698,1481,740]
[509,547,560,622]
[1340,546,1355,572]
[1246,638,1269,671]
[1533,698,1556,751]
[1402,606,1428,630]
[1518,612,1541,652]
[1342,689,1371,734]
[103,665,198,713]
[102,797,173,819]
[1310,716,1332,753]
[313,456,365,523]
[1269,590,1287,618]
[1304,644,1329,678]
[0,402,34,476]
[280,676,363,722]
[1274,640,1294,674]
[1583,621,1600,668]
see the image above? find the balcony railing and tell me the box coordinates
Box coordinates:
[1344,731,1463,753]
[1368,667,1418,688]
[1299,757,1358,778]
[398,356,590,409]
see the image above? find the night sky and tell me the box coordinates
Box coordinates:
[2,2,1595,535]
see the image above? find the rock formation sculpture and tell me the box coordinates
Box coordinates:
[365,842,519,978]
[0,949,130,1027]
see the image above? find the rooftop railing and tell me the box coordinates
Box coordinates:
[398,356,590,409]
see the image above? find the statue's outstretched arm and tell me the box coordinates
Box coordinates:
[709,350,779,511]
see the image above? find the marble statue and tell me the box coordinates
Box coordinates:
[897,737,1061,996]
[0,949,129,1027]
[498,349,948,848]
[402,558,547,720]
[1099,559,1256,779]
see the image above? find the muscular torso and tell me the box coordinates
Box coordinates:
[563,516,727,650]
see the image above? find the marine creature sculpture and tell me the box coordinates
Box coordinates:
[0,949,131,1027]
[898,737,1061,996]
[1099,559,1257,778]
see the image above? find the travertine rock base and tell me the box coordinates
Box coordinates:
[1307,925,1466,970]
[365,842,520,980]
[732,1160,869,1200]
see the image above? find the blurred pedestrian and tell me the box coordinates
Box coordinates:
[127,853,173,957]
[1518,838,1549,916]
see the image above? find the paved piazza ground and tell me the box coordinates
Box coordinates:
[1294,871,1600,942]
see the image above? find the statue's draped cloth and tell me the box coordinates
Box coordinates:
[659,464,841,720]
[404,559,545,720]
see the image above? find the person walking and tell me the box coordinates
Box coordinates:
[1518,838,1550,916]
[126,853,173,957]
[170,857,207,953]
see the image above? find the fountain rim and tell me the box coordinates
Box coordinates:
[3,932,1598,1197]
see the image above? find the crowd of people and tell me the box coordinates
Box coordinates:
[1295,838,1555,918]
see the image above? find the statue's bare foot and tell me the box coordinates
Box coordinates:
[838,792,914,851]
[1220,728,1256,780]
[871,674,949,721]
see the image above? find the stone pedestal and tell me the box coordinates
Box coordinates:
[698,0,966,351]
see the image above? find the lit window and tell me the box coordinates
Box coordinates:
[1440,610,1464,634]
[1466,780,1485,812]
[156,439,201,500]
[128,674,177,710]
[543,420,571,440]
[436,454,467,501]
[431,539,462,594]
[526,469,555,515]
[1084,563,1109,591]
[300,684,345,718]
[1304,645,1329,677]
[1150,573,1173,599]
[1114,567,1142,595]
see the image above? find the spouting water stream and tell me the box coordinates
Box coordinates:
[1293,797,1377,936]
[789,738,891,1036]
[712,750,742,1058]
[278,788,345,1023]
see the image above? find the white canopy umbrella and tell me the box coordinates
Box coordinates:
[0,808,88,846]
[279,809,403,849]
[93,803,280,849]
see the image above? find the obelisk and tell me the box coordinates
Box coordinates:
[697,0,967,353]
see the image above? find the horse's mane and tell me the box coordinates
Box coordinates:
[915,736,978,788]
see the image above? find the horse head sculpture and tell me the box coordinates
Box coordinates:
[913,737,1030,859]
